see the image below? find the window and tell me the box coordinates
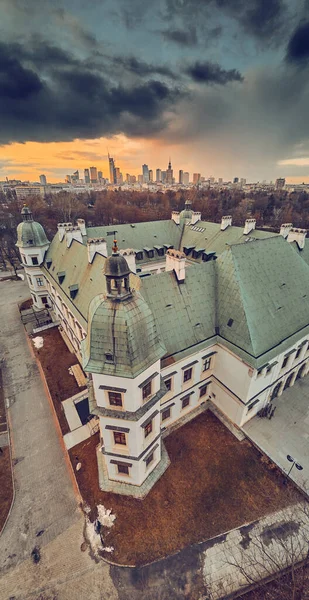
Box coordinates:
[145,452,154,467]
[164,378,172,392]
[295,347,302,360]
[200,384,208,398]
[144,421,153,437]
[36,277,44,287]
[117,464,129,475]
[183,368,192,382]
[203,357,211,372]
[27,275,32,285]
[108,391,122,407]
[113,431,126,445]
[142,381,152,401]
[105,352,113,362]
[31,256,39,265]
[247,398,260,412]
[162,407,171,421]
[257,368,263,376]
[136,251,143,260]
[148,250,154,258]
[41,296,48,305]
[181,395,190,409]
[282,356,289,369]
[227,318,234,327]
[21,254,27,264]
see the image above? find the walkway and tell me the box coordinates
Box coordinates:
[243,376,309,493]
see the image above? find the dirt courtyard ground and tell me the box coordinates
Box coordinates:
[70,410,300,566]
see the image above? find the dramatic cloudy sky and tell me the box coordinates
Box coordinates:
[1,0,309,182]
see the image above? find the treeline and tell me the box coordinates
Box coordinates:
[0,186,309,269]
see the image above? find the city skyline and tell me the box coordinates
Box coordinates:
[0,1,309,183]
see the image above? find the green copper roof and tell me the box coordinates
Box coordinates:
[140,262,216,358]
[81,290,166,377]
[217,236,309,357]
[16,220,49,248]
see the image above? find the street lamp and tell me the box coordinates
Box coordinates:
[284,454,303,484]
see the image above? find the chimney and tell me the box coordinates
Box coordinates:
[243,219,256,235]
[221,215,232,231]
[191,211,202,225]
[280,223,293,239]
[57,222,72,242]
[171,211,180,225]
[66,225,83,247]
[87,238,107,263]
[287,228,307,250]
[166,249,186,283]
[76,218,86,236]
[119,249,136,273]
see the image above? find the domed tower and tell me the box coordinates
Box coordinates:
[179,199,193,225]
[81,240,169,495]
[16,205,50,310]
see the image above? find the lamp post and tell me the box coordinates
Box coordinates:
[284,454,303,484]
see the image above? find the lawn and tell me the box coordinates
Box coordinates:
[0,369,13,532]
[70,410,300,566]
[33,327,87,435]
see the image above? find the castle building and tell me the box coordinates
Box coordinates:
[17,204,309,497]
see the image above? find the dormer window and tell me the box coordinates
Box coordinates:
[28,239,34,245]
[69,284,79,299]
[58,271,65,284]
[136,251,143,260]
[105,352,114,362]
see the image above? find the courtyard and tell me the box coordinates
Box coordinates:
[70,410,300,566]
[243,375,309,494]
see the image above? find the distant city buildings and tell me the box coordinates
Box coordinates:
[179,170,183,184]
[142,164,149,183]
[193,173,201,185]
[183,172,189,185]
[39,174,47,186]
[90,166,98,184]
[84,169,90,184]
[156,169,162,183]
[276,178,286,190]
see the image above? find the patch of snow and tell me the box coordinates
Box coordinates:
[97,504,116,528]
[17,273,24,280]
[103,546,114,553]
[76,462,82,471]
[85,518,102,557]
[84,504,91,514]
[32,336,44,349]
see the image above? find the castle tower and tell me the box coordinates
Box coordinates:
[16,205,50,309]
[81,240,170,496]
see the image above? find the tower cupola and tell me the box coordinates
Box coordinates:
[103,239,132,300]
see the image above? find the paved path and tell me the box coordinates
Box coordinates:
[243,376,309,494]
[0,279,118,599]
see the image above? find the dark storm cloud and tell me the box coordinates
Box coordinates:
[0,39,183,144]
[286,21,309,63]
[161,27,198,46]
[185,61,244,85]
[111,56,176,79]
[163,0,287,41]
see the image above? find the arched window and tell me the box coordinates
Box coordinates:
[283,372,294,391]
[270,382,282,400]
[296,363,307,380]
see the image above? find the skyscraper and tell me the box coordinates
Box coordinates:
[156,169,162,183]
[90,167,98,184]
[179,170,183,184]
[161,171,167,183]
[275,177,285,190]
[142,164,149,183]
[138,174,143,184]
[84,169,90,184]
[149,169,153,182]
[71,170,79,183]
[39,174,47,186]
[183,172,189,185]
[108,154,116,184]
[166,159,173,185]
[193,173,201,185]
[98,170,103,181]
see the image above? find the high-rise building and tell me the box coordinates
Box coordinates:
[149,169,153,182]
[115,167,121,184]
[108,154,116,184]
[71,170,79,183]
[131,175,136,184]
[275,177,286,190]
[39,174,47,186]
[166,159,173,185]
[156,169,162,183]
[65,175,71,183]
[90,167,98,184]
[193,173,201,185]
[179,170,183,184]
[233,177,239,184]
[161,171,167,183]
[218,178,223,185]
[84,169,90,184]
[142,164,149,183]
[98,171,103,181]
[126,173,131,183]
[240,178,246,186]
[183,172,189,185]
[138,174,143,184]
